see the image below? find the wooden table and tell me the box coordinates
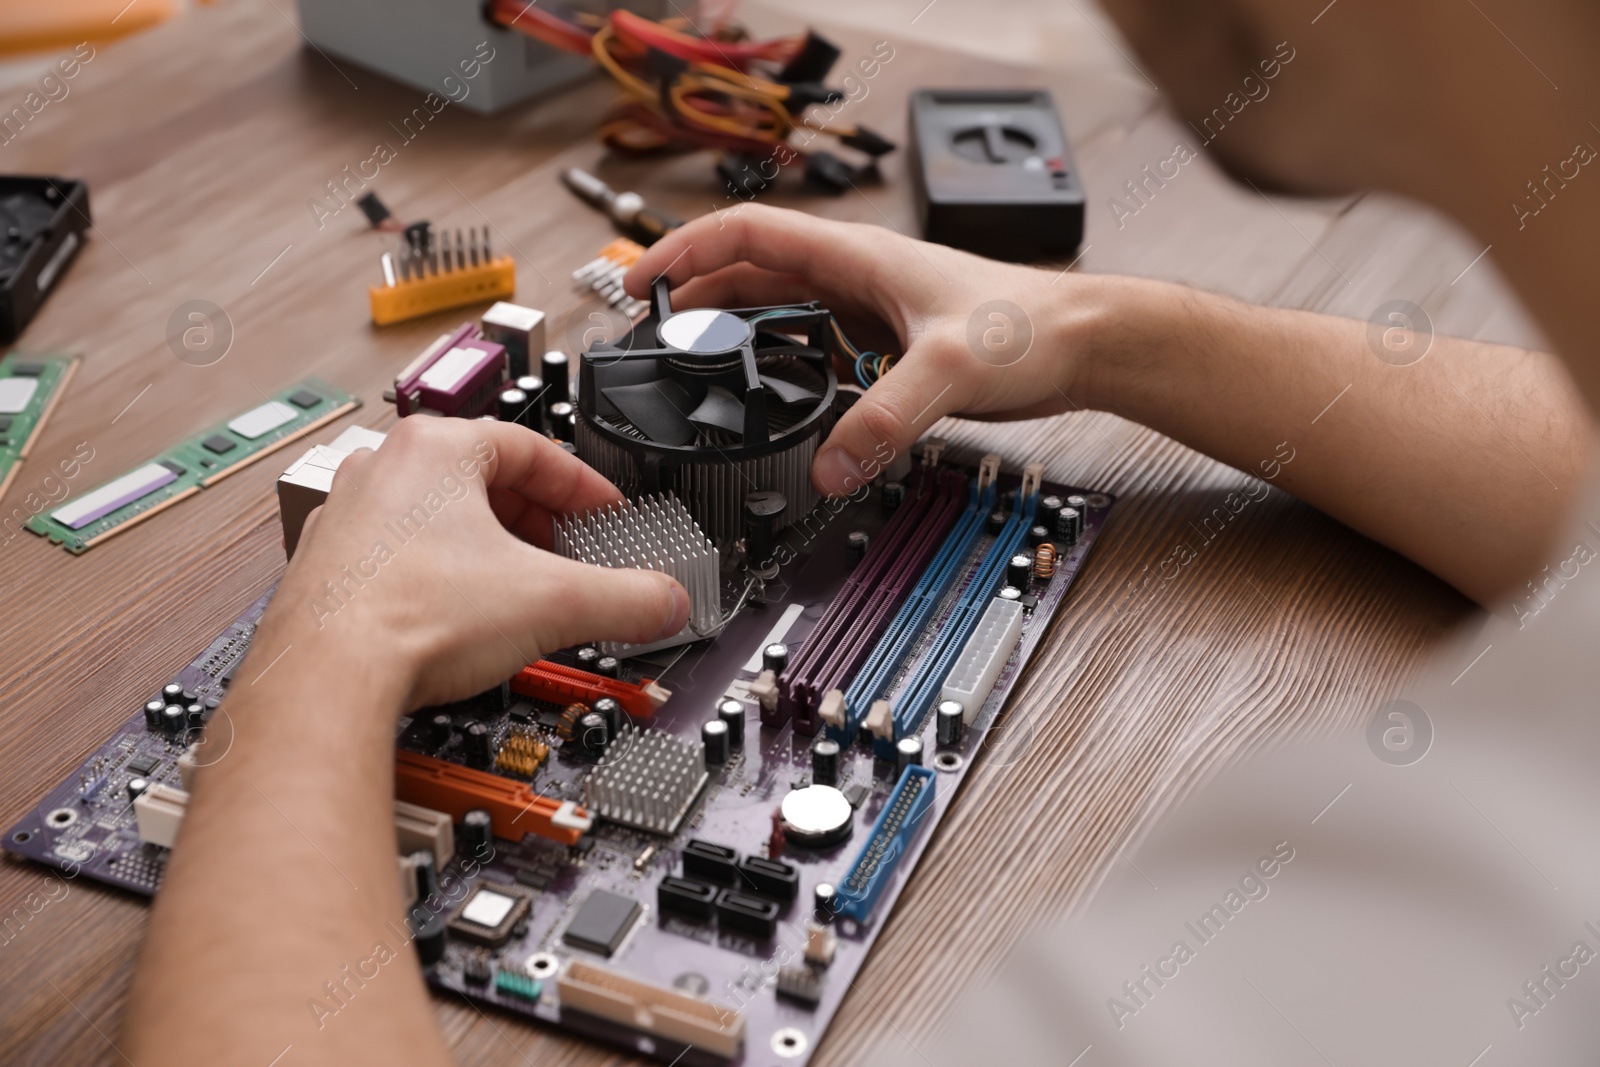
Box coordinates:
[0,3,1519,1063]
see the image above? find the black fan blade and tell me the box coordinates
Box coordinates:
[758,374,820,405]
[752,335,831,366]
[603,379,701,446]
[687,385,749,436]
[591,358,662,423]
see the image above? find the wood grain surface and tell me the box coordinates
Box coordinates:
[0,2,1525,1064]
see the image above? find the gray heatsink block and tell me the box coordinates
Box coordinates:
[554,493,723,656]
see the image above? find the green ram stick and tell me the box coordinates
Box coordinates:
[27,377,360,554]
[0,352,79,503]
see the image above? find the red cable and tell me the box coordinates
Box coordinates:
[609,9,795,68]
[488,0,595,54]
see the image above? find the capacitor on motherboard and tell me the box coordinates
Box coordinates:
[592,696,624,738]
[811,737,841,786]
[814,881,839,921]
[429,713,453,749]
[184,703,205,730]
[936,700,965,746]
[144,699,165,731]
[1065,493,1088,514]
[846,529,869,563]
[407,850,448,965]
[895,735,924,777]
[595,655,620,679]
[1056,506,1082,546]
[743,490,787,571]
[881,480,905,513]
[409,903,448,968]
[702,718,731,764]
[496,387,528,424]
[717,698,746,746]
[513,376,545,429]
[162,682,185,705]
[1036,494,1064,525]
[161,704,186,734]
[578,711,610,756]
[1027,524,1051,548]
[575,647,601,672]
[541,350,569,402]
[762,642,790,673]
[127,777,149,802]
[1007,553,1034,591]
[549,401,575,442]
[460,808,493,860]
[999,585,1023,602]
[463,721,493,768]
[986,509,1007,535]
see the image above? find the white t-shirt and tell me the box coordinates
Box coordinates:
[905,480,1600,1064]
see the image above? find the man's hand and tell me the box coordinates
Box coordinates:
[267,415,689,711]
[628,204,1589,604]
[624,203,1113,495]
[128,417,691,1067]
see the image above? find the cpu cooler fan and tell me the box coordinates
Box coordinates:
[575,278,839,544]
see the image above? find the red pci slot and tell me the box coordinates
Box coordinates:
[395,749,591,846]
[511,660,668,719]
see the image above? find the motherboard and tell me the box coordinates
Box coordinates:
[5,452,1111,1065]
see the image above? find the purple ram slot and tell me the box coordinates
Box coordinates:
[777,467,975,732]
[789,477,956,728]
[773,466,934,727]
[795,475,966,733]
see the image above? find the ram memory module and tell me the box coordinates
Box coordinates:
[27,378,360,553]
[0,352,79,502]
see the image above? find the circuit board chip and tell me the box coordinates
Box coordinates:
[563,889,642,957]
[447,881,533,947]
[583,730,707,834]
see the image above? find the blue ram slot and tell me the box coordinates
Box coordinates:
[875,491,1038,757]
[834,765,937,922]
[836,482,995,740]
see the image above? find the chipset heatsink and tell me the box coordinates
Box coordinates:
[584,730,708,835]
[553,494,722,656]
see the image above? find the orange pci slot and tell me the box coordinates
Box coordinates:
[512,661,670,719]
[394,750,592,846]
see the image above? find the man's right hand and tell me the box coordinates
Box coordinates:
[624,204,1121,495]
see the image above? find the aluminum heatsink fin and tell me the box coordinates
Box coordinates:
[553,493,723,656]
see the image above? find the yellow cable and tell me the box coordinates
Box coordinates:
[591,24,653,100]
[669,82,784,143]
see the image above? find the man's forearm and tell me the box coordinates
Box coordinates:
[1081,278,1591,604]
[124,623,453,1067]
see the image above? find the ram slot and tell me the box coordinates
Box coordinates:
[776,465,935,729]
[833,765,937,923]
[878,490,1039,756]
[839,480,995,740]
[794,470,967,735]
